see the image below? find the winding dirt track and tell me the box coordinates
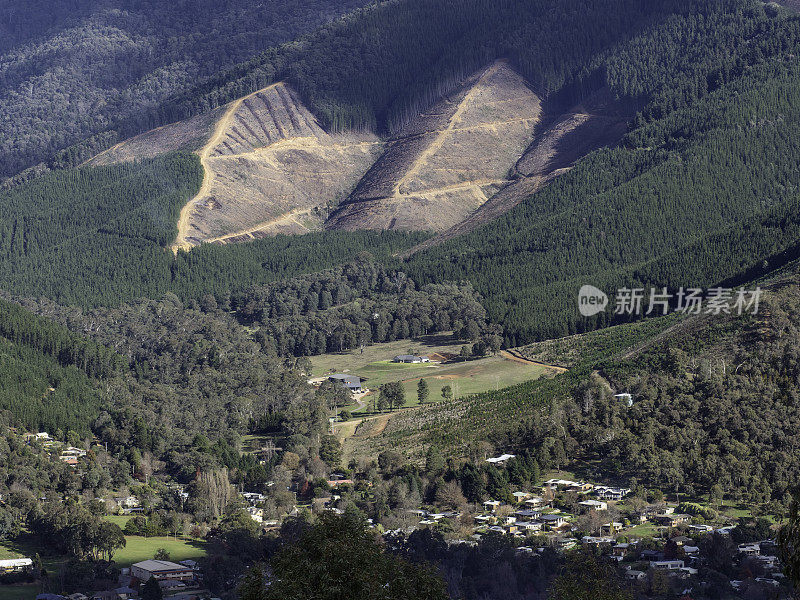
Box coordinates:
[500,349,568,373]
[172,87,276,252]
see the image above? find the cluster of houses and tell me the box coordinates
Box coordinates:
[23,431,91,468]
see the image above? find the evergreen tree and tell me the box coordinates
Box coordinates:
[417,378,429,404]
[141,577,163,600]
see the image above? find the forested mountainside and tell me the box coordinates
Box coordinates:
[0,151,427,306]
[0,292,330,474]
[2,1,799,350]
[365,265,800,511]
[2,0,709,181]
[405,2,800,344]
[0,297,120,435]
[135,0,692,137]
[0,0,370,177]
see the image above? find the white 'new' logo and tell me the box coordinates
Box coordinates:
[578,285,608,317]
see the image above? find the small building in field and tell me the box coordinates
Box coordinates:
[393,355,429,363]
[328,374,362,392]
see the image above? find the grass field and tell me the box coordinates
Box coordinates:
[312,335,551,413]
[113,535,207,567]
[0,542,22,559]
[99,515,207,566]
[310,334,463,377]
[626,523,663,538]
[104,514,132,528]
[0,585,38,600]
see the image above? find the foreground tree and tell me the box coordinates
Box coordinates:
[550,550,632,600]
[778,489,800,591]
[266,513,448,600]
[417,378,429,404]
[141,577,163,600]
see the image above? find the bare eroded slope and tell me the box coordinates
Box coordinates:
[325,61,542,232]
[174,83,383,249]
[401,87,631,256]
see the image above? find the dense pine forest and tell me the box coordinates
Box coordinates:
[0,298,118,435]
[0,152,427,306]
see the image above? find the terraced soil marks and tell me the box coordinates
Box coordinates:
[88,64,627,250]
[401,87,631,256]
[325,61,542,232]
[173,83,383,249]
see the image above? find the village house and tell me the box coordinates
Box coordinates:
[523,497,545,508]
[113,586,136,599]
[600,522,624,536]
[581,536,615,546]
[651,560,685,571]
[485,454,516,464]
[512,491,530,503]
[578,499,607,511]
[327,374,363,392]
[242,492,265,504]
[159,579,187,593]
[326,478,354,489]
[543,479,580,490]
[670,535,693,547]
[114,496,140,510]
[556,538,578,550]
[514,509,541,520]
[612,542,636,559]
[483,500,502,513]
[247,506,264,523]
[625,569,647,582]
[655,513,691,527]
[593,486,631,501]
[392,355,430,363]
[568,482,594,494]
[614,393,634,407]
[474,515,495,526]
[738,543,761,556]
[540,514,568,531]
